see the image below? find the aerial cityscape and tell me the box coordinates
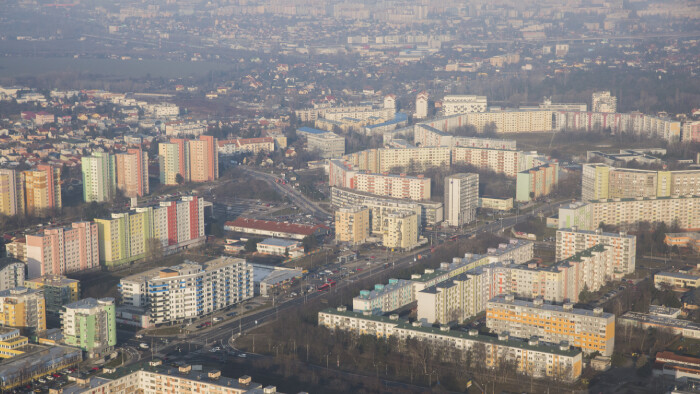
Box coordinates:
[0,0,700,392]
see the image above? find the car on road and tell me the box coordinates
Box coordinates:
[213,317,223,322]
[135,334,143,339]
[226,311,238,317]
[139,343,149,349]
[210,347,221,352]
[237,353,247,358]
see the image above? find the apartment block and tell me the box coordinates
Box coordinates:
[0,258,25,291]
[442,95,488,115]
[335,206,370,245]
[444,173,479,226]
[82,152,116,202]
[582,163,700,202]
[306,131,345,158]
[413,123,517,150]
[0,169,23,216]
[417,270,491,324]
[331,186,442,228]
[381,210,419,250]
[353,278,414,314]
[415,91,429,119]
[319,307,582,381]
[61,297,116,358]
[592,91,617,113]
[119,257,253,325]
[0,287,46,333]
[22,164,61,216]
[25,276,80,316]
[486,294,615,356]
[116,148,149,197]
[586,196,700,231]
[516,162,559,202]
[61,364,281,394]
[5,238,27,263]
[451,146,521,176]
[354,172,430,201]
[159,136,218,185]
[420,110,553,134]
[556,227,636,279]
[96,197,205,267]
[26,221,99,278]
[558,202,593,230]
[554,111,681,142]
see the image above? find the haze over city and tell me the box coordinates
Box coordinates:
[0,0,699,393]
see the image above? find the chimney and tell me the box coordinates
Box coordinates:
[533,297,544,307]
[389,314,399,321]
[563,303,573,311]
[504,294,515,303]
[498,331,510,341]
[440,325,450,332]
[593,307,603,316]
[468,329,478,336]
[336,305,347,312]
[528,336,539,346]
[559,341,570,351]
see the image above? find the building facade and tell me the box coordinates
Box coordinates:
[119,257,253,325]
[444,173,479,227]
[25,276,81,316]
[441,95,488,115]
[26,221,100,278]
[335,206,370,245]
[22,164,61,216]
[486,295,615,356]
[82,152,116,203]
[116,148,149,198]
[381,211,419,250]
[319,307,582,381]
[556,228,636,279]
[61,297,116,358]
[0,169,23,216]
[0,258,25,292]
[0,287,46,333]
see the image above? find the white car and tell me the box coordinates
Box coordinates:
[210,347,221,352]
[213,317,223,322]
[139,343,149,349]
[237,353,247,358]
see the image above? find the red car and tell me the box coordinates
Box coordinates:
[356,268,363,272]
[52,373,61,378]
[91,367,101,371]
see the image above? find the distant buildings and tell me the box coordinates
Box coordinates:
[217,137,275,155]
[441,95,487,116]
[0,169,23,216]
[558,195,700,231]
[353,278,413,314]
[305,130,345,158]
[119,257,253,325]
[592,91,617,113]
[26,221,99,278]
[256,238,304,258]
[0,287,46,333]
[335,206,370,245]
[81,151,116,203]
[415,91,429,119]
[582,163,700,202]
[516,162,559,202]
[61,297,116,358]
[444,173,479,227]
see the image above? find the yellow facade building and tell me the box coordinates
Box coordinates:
[335,206,370,245]
[0,287,46,333]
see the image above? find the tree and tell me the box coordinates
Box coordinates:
[145,237,164,262]
[175,173,185,185]
[245,238,261,253]
[578,283,594,304]
[302,236,317,253]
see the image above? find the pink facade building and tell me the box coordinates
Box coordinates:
[26,221,99,278]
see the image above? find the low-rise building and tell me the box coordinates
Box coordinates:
[306,131,345,158]
[655,271,700,289]
[665,232,700,251]
[0,344,81,390]
[654,351,700,382]
[479,196,514,211]
[0,327,29,359]
[319,307,582,381]
[486,295,615,356]
[256,238,304,258]
[619,311,700,339]
[224,218,329,241]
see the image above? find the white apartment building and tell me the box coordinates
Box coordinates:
[319,306,582,382]
[442,95,488,115]
[119,257,253,325]
[556,228,636,279]
[592,91,617,113]
[164,121,207,137]
[306,132,345,158]
[444,173,479,227]
[415,91,429,119]
[354,172,431,201]
[486,294,615,356]
[380,211,419,250]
